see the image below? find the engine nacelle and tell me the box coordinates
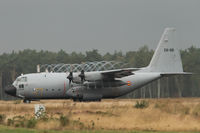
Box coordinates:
[84,72,103,81]
[72,71,103,84]
[66,86,102,101]
[66,86,85,99]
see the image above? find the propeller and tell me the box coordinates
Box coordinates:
[79,70,85,83]
[67,65,73,86]
[79,62,85,83]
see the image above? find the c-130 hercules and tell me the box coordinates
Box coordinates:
[5,28,191,103]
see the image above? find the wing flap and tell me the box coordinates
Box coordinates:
[101,68,135,79]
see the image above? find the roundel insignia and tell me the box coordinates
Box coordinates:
[127,81,131,86]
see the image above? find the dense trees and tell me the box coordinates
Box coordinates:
[0,46,199,100]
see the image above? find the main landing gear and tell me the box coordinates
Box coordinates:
[73,98,101,102]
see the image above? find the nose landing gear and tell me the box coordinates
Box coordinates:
[23,99,31,103]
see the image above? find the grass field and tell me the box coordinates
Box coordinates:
[0,98,200,132]
[0,125,198,133]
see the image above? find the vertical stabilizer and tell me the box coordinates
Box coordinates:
[148,28,183,73]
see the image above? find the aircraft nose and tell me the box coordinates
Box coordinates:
[5,85,17,96]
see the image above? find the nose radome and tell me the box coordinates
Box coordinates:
[5,85,17,96]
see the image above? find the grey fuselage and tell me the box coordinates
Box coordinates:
[6,28,187,101]
[12,71,161,100]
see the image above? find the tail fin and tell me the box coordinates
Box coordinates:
[147,28,183,73]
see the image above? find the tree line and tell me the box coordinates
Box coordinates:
[0,46,199,100]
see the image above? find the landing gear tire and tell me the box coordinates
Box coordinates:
[73,99,79,102]
[23,99,31,103]
[78,99,83,102]
[73,98,83,102]
[72,98,101,102]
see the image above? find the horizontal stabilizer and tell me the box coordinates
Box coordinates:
[161,72,193,77]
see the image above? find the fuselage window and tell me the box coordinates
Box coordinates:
[170,48,174,52]
[164,48,169,52]
[52,89,54,91]
[58,89,61,91]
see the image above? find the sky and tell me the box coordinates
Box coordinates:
[0,0,200,54]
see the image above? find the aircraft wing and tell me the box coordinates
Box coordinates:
[101,68,137,79]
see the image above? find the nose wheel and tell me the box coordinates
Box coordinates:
[23,99,31,103]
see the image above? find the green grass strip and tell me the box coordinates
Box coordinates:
[0,126,199,133]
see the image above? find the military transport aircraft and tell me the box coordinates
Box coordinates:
[5,28,190,103]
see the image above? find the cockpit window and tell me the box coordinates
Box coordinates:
[16,77,27,82]
[19,84,24,88]
[21,77,27,82]
[16,78,20,82]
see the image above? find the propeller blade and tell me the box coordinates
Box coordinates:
[79,70,85,83]
[67,64,74,86]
